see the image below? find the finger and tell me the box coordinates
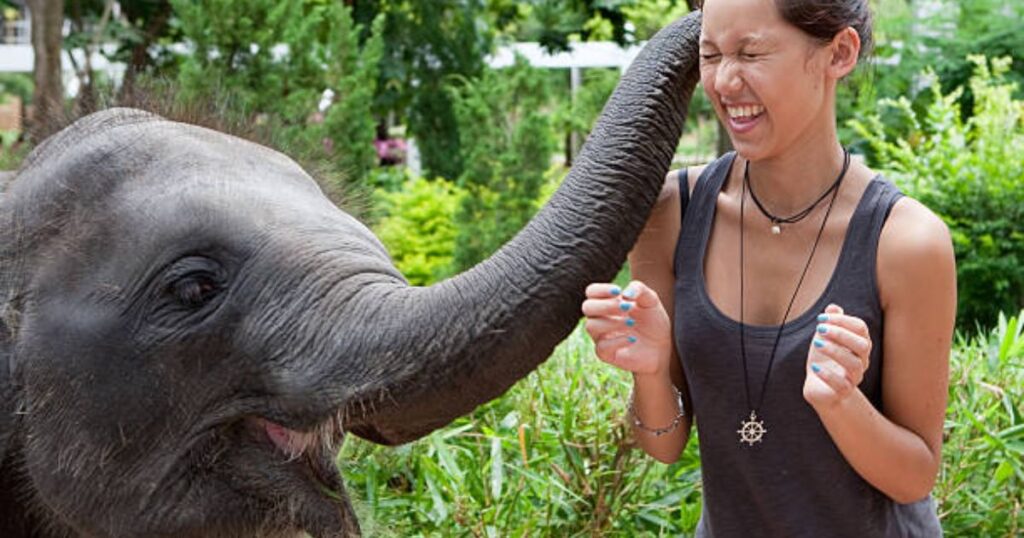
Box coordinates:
[818,306,870,339]
[814,323,871,368]
[585,283,624,299]
[582,297,637,318]
[809,359,853,394]
[622,280,663,309]
[594,335,637,369]
[584,316,631,340]
[810,338,864,383]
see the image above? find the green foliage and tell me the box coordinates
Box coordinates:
[494,0,692,52]
[0,73,33,105]
[554,67,619,145]
[341,327,704,536]
[850,56,1024,330]
[372,176,464,286]
[171,0,383,187]
[852,1,1024,128]
[352,0,490,181]
[450,57,559,270]
[620,0,691,41]
[0,133,28,170]
[937,311,1024,536]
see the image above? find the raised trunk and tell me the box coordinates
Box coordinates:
[344,13,703,444]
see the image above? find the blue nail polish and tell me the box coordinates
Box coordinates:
[610,286,621,297]
[627,335,638,344]
[623,288,638,299]
[626,317,636,327]
[817,314,829,322]
[816,324,828,334]
[619,302,632,312]
[813,338,826,348]
[811,364,822,373]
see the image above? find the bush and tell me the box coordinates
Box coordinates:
[372,176,464,286]
[450,57,558,270]
[171,0,383,188]
[850,56,1024,330]
[937,310,1024,536]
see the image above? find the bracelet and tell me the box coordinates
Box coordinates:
[629,384,686,437]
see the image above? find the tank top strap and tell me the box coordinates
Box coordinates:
[673,152,737,278]
[828,176,904,315]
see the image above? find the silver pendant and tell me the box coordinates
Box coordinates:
[771,224,782,235]
[737,410,767,446]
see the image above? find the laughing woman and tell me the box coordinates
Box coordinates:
[582,0,956,536]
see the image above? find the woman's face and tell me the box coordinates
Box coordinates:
[699,0,836,161]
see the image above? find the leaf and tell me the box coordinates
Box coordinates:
[490,435,504,500]
[993,459,1014,484]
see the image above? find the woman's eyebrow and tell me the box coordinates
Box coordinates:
[700,34,773,48]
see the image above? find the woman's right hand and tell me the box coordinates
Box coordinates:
[582,280,673,377]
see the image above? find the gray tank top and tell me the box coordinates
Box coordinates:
[673,153,943,537]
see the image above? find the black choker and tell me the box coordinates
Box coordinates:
[744,148,850,235]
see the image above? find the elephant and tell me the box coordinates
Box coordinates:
[0,12,701,538]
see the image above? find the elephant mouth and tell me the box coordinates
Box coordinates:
[249,415,347,496]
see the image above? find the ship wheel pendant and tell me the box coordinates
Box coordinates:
[737,410,767,446]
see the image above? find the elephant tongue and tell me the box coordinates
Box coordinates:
[260,418,314,459]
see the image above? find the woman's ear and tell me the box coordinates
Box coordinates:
[828,27,861,80]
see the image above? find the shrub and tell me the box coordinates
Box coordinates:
[850,56,1024,330]
[171,0,383,188]
[937,310,1024,536]
[372,176,464,286]
[450,57,558,270]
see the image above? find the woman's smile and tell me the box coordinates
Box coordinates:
[724,103,766,134]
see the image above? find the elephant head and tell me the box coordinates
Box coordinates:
[0,13,702,538]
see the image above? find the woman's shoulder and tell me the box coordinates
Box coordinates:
[660,164,710,202]
[876,192,956,307]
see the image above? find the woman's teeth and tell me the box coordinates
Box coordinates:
[727,105,765,119]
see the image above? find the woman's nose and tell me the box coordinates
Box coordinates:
[713,59,744,96]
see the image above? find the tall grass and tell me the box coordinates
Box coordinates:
[340,312,1024,536]
[937,312,1024,536]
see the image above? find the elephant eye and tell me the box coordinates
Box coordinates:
[169,273,221,307]
[164,256,226,308]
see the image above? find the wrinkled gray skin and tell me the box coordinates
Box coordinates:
[0,13,701,538]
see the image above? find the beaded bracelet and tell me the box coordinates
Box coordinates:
[629,384,686,437]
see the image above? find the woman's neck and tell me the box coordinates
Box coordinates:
[745,128,846,216]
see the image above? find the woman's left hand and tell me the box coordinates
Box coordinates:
[803,304,873,410]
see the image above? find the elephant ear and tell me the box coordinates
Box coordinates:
[0,314,14,465]
[0,175,19,465]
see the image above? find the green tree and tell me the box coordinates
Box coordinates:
[351,0,490,181]
[171,0,383,187]
[450,57,558,270]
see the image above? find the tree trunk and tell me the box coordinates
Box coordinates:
[28,0,64,140]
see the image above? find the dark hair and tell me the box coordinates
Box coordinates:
[775,0,873,58]
[696,0,874,59]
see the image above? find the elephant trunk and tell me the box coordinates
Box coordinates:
[342,13,703,445]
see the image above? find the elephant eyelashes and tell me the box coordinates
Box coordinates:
[169,275,219,307]
[163,256,227,309]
